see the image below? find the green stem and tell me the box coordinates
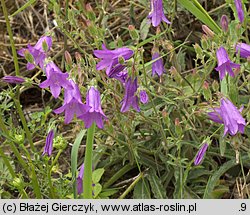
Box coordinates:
[19,144,41,198]
[9,142,29,173]
[118,172,143,199]
[83,123,96,199]
[13,98,34,151]
[103,164,135,189]
[1,0,20,75]
[0,115,9,135]
[0,146,16,177]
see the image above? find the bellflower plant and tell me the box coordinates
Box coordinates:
[79,86,107,129]
[39,62,72,98]
[42,130,54,157]
[236,43,250,58]
[120,77,140,112]
[152,52,166,77]
[148,0,171,27]
[234,0,244,23]
[54,80,90,124]
[215,46,240,80]
[18,36,52,70]
[208,98,246,136]
[194,143,208,166]
[2,76,25,84]
[93,44,134,76]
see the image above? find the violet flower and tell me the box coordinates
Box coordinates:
[93,44,134,76]
[236,43,250,58]
[152,52,165,77]
[215,46,240,80]
[148,0,171,27]
[194,143,208,166]
[208,98,246,136]
[79,87,107,129]
[77,163,85,195]
[234,0,244,23]
[39,62,72,98]
[140,90,149,104]
[108,65,128,83]
[54,80,90,124]
[2,76,25,84]
[121,77,140,112]
[18,36,52,70]
[42,130,54,156]
[77,163,95,195]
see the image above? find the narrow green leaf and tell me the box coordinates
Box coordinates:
[178,0,221,34]
[148,169,166,199]
[133,178,151,199]
[219,130,227,156]
[71,129,86,199]
[203,156,250,198]
[10,0,36,17]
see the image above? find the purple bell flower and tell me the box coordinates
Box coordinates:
[93,44,134,76]
[79,87,107,129]
[121,77,140,112]
[194,143,208,166]
[140,90,149,104]
[18,36,52,70]
[148,0,171,27]
[236,43,250,58]
[208,98,246,136]
[54,80,90,124]
[39,62,72,98]
[152,52,165,77]
[215,46,240,80]
[2,76,25,84]
[234,0,244,23]
[42,130,54,157]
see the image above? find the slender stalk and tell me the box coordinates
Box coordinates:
[118,172,143,199]
[0,146,16,177]
[103,164,135,189]
[1,0,19,75]
[83,123,96,199]
[13,98,35,151]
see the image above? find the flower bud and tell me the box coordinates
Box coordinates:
[128,25,139,41]
[202,25,214,38]
[220,15,229,32]
[64,50,72,66]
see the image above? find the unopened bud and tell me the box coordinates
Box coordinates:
[175,118,180,126]
[86,3,93,12]
[220,15,229,32]
[65,51,72,65]
[202,25,214,38]
[203,81,209,90]
[86,3,96,21]
[75,52,82,63]
[128,25,139,40]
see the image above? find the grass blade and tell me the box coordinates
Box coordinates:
[178,0,221,34]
